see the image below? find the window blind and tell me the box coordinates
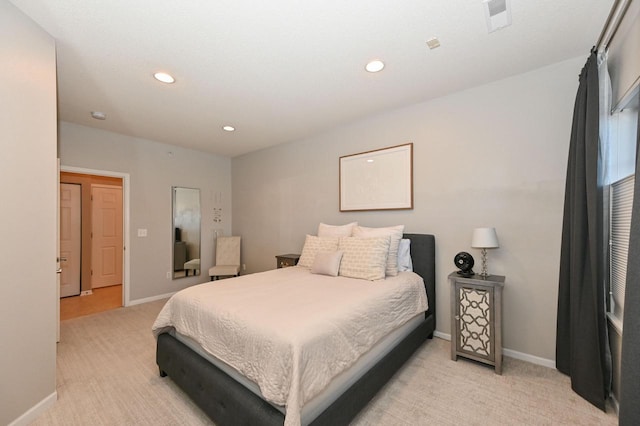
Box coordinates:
[610,173,635,322]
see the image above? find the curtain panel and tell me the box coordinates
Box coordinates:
[556,51,611,411]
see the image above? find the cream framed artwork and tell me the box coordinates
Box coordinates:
[339,143,413,212]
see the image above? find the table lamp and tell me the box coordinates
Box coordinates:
[471,227,499,277]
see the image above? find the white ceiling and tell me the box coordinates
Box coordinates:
[11,0,613,158]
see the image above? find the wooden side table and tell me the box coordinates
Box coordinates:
[276,254,300,268]
[449,272,505,374]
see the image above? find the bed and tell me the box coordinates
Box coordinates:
[153,233,436,426]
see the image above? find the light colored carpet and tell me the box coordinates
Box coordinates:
[32,299,618,425]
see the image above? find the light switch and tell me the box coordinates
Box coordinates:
[137,228,148,237]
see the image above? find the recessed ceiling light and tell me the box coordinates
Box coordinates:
[222,125,235,132]
[90,111,106,120]
[153,72,175,84]
[365,60,385,73]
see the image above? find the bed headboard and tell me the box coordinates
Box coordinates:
[403,233,436,323]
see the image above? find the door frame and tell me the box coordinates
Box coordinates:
[60,165,131,306]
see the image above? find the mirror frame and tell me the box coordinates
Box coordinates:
[172,186,201,279]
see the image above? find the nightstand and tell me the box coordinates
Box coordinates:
[276,254,300,268]
[449,272,505,374]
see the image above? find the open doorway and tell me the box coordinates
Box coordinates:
[59,167,130,320]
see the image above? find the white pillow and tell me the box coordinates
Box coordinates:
[317,222,358,238]
[338,236,390,281]
[311,250,344,277]
[298,235,340,268]
[352,225,404,276]
[397,238,413,272]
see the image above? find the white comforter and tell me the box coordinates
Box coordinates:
[152,266,428,426]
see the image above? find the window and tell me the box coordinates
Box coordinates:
[610,174,634,325]
[606,96,637,329]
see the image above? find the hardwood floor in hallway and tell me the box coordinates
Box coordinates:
[60,284,123,320]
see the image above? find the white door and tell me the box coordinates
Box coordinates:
[91,185,123,288]
[59,183,81,297]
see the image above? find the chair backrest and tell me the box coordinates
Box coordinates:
[215,236,241,265]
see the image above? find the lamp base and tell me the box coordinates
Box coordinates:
[479,248,489,277]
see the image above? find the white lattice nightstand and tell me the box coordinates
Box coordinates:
[449,272,505,374]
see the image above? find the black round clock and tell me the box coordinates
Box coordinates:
[454,252,475,277]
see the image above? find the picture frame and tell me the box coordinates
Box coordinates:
[339,143,413,212]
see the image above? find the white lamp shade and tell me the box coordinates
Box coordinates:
[471,227,499,248]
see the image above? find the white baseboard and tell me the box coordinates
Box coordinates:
[8,391,57,426]
[80,290,92,296]
[503,348,555,368]
[128,291,176,306]
[432,331,555,369]
[433,331,451,340]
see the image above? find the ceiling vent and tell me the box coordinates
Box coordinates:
[483,0,512,33]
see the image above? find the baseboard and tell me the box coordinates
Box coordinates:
[128,291,176,306]
[80,290,93,296]
[8,391,57,426]
[503,348,555,368]
[431,331,556,369]
[433,331,450,340]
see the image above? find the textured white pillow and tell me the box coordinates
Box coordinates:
[397,238,413,272]
[317,222,358,238]
[338,236,390,281]
[298,235,340,268]
[352,225,404,276]
[311,250,344,277]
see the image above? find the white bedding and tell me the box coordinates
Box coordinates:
[152,266,428,426]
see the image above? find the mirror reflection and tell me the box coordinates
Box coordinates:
[172,187,201,279]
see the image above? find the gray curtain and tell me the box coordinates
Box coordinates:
[556,51,611,410]
[619,95,640,425]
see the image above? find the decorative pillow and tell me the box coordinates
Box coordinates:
[317,222,358,238]
[397,238,413,272]
[338,236,390,281]
[352,225,404,276]
[298,235,340,268]
[311,250,344,277]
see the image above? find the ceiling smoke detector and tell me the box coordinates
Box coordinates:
[426,37,441,50]
[483,0,512,33]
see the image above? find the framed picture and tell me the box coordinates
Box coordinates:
[339,143,413,212]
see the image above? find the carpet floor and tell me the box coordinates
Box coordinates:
[32,298,618,425]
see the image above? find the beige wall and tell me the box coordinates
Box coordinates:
[59,122,232,302]
[0,1,58,424]
[232,56,585,361]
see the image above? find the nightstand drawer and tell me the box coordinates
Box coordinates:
[276,254,300,268]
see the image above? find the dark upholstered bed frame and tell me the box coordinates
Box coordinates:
[156,233,436,425]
